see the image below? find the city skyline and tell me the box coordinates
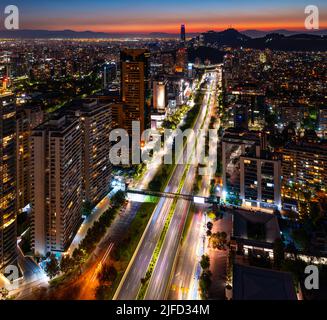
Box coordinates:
[0,0,326,304]
[3,0,327,33]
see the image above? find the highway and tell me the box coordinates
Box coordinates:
[115,71,217,300]
[144,72,218,300]
[167,66,222,300]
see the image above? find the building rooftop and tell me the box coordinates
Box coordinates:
[233,263,297,300]
[33,114,78,134]
[232,210,281,248]
[284,140,327,154]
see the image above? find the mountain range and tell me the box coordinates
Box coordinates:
[200,28,327,51]
[0,28,327,39]
[0,28,326,51]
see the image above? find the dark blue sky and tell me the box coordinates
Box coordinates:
[4,0,327,32]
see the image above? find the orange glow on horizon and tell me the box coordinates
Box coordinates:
[43,21,327,34]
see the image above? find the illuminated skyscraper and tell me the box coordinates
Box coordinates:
[102,62,117,89]
[153,80,167,112]
[0,92,17,270]
[181,24,186,42]
[31,115,83,256]
[16,104,44,213]
[240,154,281,210]
[175,47,187,74]
[120,49,150,135]
[73,100,113,206]
[282,141,327,198]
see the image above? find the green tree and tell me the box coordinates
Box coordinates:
[111,190,126,207]
[207,221,213,231]
[45,254,60,279]
[60,255,76,274]
[82,200,93,217]
[210,232,227,250]
[199,270,212,299]
[97,264,117,285]
[200,254,210,270]
[72,248,87,269]
[95,285,110,300]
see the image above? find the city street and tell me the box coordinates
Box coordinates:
[168,66,222,300]
[145,72,218,300]
[116,71,218,300]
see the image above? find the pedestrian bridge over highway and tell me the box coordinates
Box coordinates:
[126,188,219,204]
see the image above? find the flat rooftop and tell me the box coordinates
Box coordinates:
[233,263,297,300]
[233,210,281,245]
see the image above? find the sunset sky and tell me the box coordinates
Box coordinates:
[4,0,327,33]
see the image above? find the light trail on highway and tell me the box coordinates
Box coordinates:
[144,71,218,300]
[115,71,218,300]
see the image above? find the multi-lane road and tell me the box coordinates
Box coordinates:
[168,66,222,300]
[145,72,218,300]
[115,71,218,300]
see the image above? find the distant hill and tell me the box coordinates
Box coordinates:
[1,28,326,51]
[200,28,327,51]
[242,29,327,38]
[202,28,250,46]
[246,33,327,51]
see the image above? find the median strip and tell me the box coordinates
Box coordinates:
[136,80,214,299]
[137,163,190,300]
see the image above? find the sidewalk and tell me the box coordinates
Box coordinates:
[66,187,120,255]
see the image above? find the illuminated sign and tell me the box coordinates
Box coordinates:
[193,196,205,204]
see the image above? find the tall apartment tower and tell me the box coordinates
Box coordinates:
[16,104,44,213]
[120,49,150,135]
[282,141,327,197]
[153,79,167,112]
[74,100,113,206]
[222,128,261,198]
[31,115,83,256]
[0,92,17,270]
[240,154,282,210]
[181,24,186,42]
[103,62,117,89]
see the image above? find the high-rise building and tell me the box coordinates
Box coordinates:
[240,153,282,210]
[102,62,117,89]
[279,104,308,129]
[222,128,261,199]
[175,48,187,74]
[233,104,249,130]
[153,80,167,112]
[181,24,186,42]
[73,100,113,206]
[16,104,44,213]
[222,128,281,209]
[31,115,83,256]
[120,49,150,135]
[282,141,327,200]
[0,92,17,270]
